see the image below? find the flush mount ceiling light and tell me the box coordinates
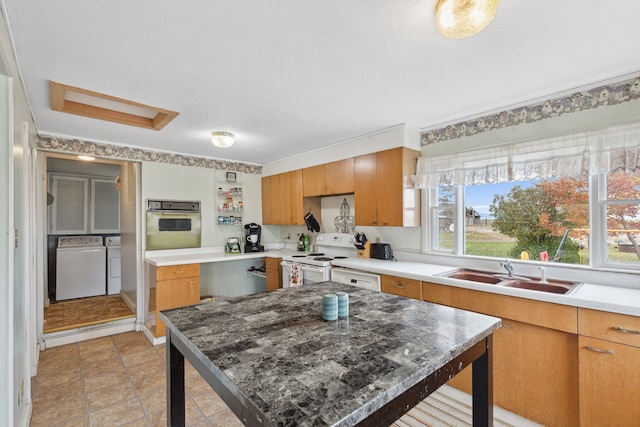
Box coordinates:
[435,0,499,39]
[50,81,179,130]
[78,155,95,161]
[210,131,235,148]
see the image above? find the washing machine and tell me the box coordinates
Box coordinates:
[56,236,106,301]
[106,236,121,295]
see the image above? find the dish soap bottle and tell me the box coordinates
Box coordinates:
[304,234,310,252]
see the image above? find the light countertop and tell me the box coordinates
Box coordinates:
[332,258,640,317]
[145,245,298,267]
[145,247,640,317]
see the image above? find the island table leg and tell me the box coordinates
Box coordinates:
[166,329,186,426]
[472,335,494,427]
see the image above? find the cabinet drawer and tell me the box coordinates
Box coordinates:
[156,263,200,281]
[381,274,421,300]
[578,308,640,348]
[266,257,281,271]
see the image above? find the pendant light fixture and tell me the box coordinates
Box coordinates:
[435,0,499,39]
[210,131,234,148]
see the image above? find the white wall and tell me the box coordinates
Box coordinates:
[119,162,139,312]
[0,9,38,427]
[140,162,263,247]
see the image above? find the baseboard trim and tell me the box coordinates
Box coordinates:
[42,318,136,349]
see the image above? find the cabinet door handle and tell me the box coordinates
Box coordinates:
[501,323,512,328]
[175,270,184,274]
[393,284,405,289]
[612,326,640,335]
[586,345,614,355]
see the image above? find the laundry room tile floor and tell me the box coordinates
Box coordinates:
[30,331,243,427]
[43,295,135,333]
[31,331,541,427]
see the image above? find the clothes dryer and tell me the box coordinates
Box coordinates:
[106,236,121,295]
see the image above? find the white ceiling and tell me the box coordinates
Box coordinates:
[3,0,640,165]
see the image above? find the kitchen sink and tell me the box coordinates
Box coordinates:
[441,269,579,294]
[444,270,503,284]
[501,280,575,294]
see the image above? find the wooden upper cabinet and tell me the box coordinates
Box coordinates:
[354,153,378,226]
[289,169,306,226]
[261,174,276,225]
[325,158,354,195]
[266,148,417,227]
[278,172,292,225]
[303,164,326,197]
[303,158,354,197]
[355,147,420,227]
[262,169,310,226]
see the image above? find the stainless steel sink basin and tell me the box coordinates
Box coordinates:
[444,270,503,284]
[441,269,579,294]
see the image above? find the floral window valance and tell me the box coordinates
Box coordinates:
[414,123,640,188]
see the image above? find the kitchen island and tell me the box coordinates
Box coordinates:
[160,282,501,426]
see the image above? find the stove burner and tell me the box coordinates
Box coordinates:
[333,256,348,259]
[313,257,333,262]
[308,253,325,256]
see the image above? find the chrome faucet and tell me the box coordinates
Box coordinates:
[500,259,515,277]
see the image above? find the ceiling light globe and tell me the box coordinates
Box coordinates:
[436,0,499,39]
[210,131,234,148]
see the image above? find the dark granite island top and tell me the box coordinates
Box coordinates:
[160,282,501,426]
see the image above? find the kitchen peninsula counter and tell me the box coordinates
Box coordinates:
[160,282,501,426]
[145,245,297,267]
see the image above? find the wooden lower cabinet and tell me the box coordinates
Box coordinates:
[381,274,421,300]
[155,264,200,337]
[578,308,640,426]
[266,257,282,292]
[422,282,579,427]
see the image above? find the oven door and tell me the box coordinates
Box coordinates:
[146,211,201,250]
[281,261,330,287]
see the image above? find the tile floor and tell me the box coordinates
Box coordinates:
[44,295,135,333]
[31,331,243,426]
[32,331,536,426]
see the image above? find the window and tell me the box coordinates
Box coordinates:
[603,170,640,266]
[431,184,455,251]
[416,123,640,271]
[464,178,589,264]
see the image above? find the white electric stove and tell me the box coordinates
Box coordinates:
[281,233,357,286]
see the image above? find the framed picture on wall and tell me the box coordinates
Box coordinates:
[226,171,237,182]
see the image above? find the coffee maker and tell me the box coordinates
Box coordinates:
[244,223,264,253]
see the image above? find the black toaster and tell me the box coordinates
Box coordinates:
[371,243,393,260]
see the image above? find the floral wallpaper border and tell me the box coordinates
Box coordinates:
[421,75,640,146]
[37,135,263,174]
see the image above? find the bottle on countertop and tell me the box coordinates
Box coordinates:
[304,234,310,252]
[298,233,306,251]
